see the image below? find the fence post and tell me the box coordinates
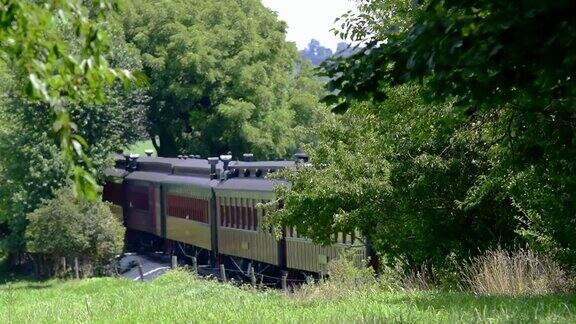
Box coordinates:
[250,267,256,287]
[281,271,288,292]
[137,257,144,282]
[171,255,178,269]
[191,257,198,274]
[74,257,80,279]
[220,264,227,282]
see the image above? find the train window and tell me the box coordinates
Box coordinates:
[167,195,208,223]
[242,203,248,230]
[246,202,253,230]
[219,197,260,232]
[226,202,232,227]
[236,204,242,229]
[219,197,226,226]
[127,186,149,211]
[231,199,237,228]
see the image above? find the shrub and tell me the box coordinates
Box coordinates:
[25,186,125,277]
[291,252,437,299]
[291,253,378,300]
[463,248,572,296]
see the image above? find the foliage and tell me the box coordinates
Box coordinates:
[25,186,124,267]
[268,83,520,272]
[463,248,572,296]
[122,0,330,158]
[0,19,147,254]
[321,0,576,267]
[0,0,133,198]
[1,270,576,322]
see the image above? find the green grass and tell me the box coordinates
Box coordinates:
[0,270,575,323]
[125,140,155,156]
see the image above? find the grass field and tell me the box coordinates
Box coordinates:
[1,270,575,323]
[125,140,156,156]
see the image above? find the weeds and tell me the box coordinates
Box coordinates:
[293,247,574,299]
[463,247,573,296]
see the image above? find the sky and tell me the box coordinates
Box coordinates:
[261,0,357,51]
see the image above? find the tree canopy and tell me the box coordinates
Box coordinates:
[0,0,133,198]
[0,18,148,255]
[271,0,576,271]
[122,0,330,158]
[268,84,519,274]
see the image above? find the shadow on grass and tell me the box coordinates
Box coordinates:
[0,262,55,291]
[383,291,576,320]
[0,281,55,291]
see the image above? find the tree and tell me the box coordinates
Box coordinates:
[323,0,576,266]
[122,0,330,158]
[26,186,124,276]
[268,84,519,275]
[0,19,148,256]
[0,0,131,198]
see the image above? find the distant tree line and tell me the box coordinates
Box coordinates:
[299,39,354,66]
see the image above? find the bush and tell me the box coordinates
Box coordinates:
[463,248,572,296]
[25,186,125,277]
[291,254,378,300]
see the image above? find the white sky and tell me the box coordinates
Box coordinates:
[261,0,357,51]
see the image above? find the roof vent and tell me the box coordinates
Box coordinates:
[243,153,254,162]
[129,153,140,172]
[294,151,309,163]
[208,157,219,180]
[219,154,232,170]
[123,153,131,171]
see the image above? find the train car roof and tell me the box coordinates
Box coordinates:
[162,174,218,188]
[139,157,223,170]
[230,160,295,169]
[215,178,289,192]
[125,171,168,183]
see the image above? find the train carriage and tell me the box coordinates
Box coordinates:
[163,175,217,251]
[124,158,172,236]
[285,229,366,273]
[214,177,281,266]
[104,152,370,276]
[124,171,166,236]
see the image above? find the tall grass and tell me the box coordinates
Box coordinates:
[125,140,155,155]
[293,248,573,298]
[463,248,572,296]
[291,254,436,300]
[1,269,575,323]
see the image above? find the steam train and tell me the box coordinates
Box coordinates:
[103,152,366,279]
